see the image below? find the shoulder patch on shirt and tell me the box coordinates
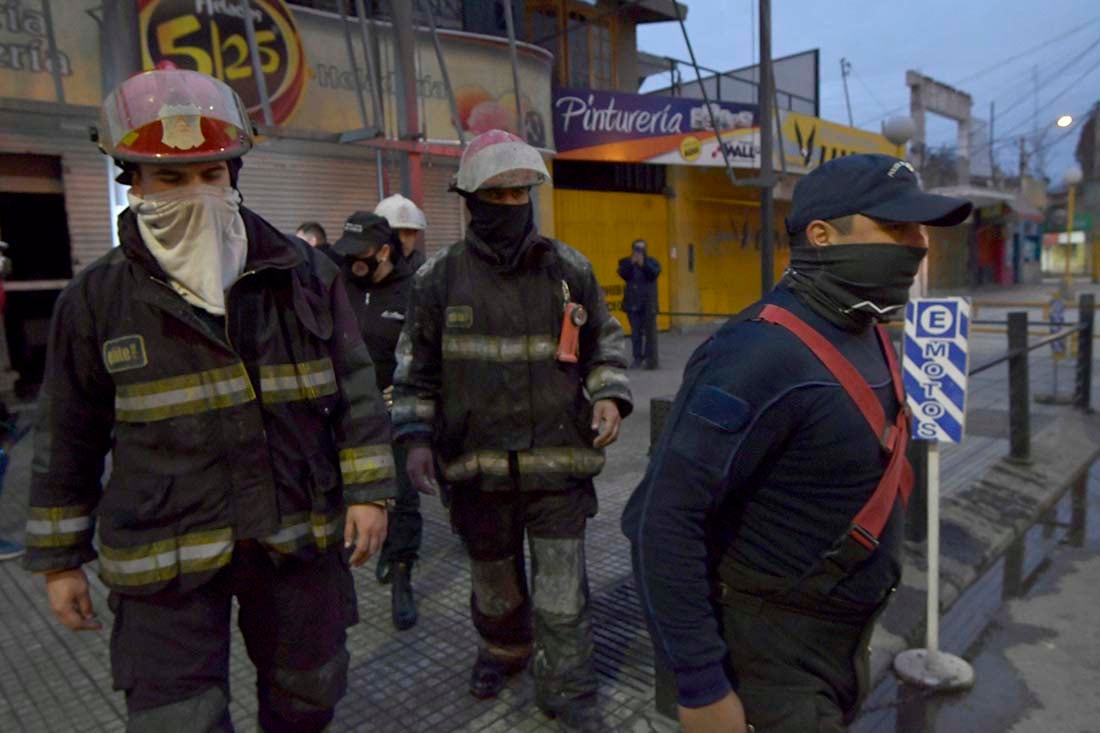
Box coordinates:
[446,305,473,329]
[686,385,751,433]
[103,335,148,374]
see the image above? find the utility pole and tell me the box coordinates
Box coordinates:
[989,101,996,185]
[386,0,423,205]
[759,0,775,294]
[1018,136,1028,192]
[840,58,853,127]
[99,1,141,95]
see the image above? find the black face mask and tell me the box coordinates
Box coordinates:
[466,197,534,253]
[346,253,380,285]
[785,244,928,331]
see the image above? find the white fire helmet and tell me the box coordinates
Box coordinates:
[452,129,550,194]
[374,194,427,231]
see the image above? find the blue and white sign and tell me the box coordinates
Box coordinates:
[903,298,971,443]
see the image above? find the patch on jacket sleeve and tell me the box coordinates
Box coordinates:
[445,306,473,329]
[686,385,751,433]
[103,335,148,374]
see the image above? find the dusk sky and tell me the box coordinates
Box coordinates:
[637,0,1098,186]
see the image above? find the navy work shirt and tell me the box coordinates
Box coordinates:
[621,284,904,709]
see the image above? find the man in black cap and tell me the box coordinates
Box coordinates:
[333,212,422,631]
[623,154,972,733]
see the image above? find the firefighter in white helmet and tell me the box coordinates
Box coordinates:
[392,130,633,729]
[374,193,428,272]
[25,68,395,732]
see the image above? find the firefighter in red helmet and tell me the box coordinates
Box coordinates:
[25,68,396,732]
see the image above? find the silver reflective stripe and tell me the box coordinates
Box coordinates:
[391,397,436,424]
[99,539,232,577]
[339,445,396,485]
[312,517,343,542]
[115,364,255,422]
[25,516,92,536]
[443,447,605,482]
[442,450,510,481]
[265,522,312,546]
[584,365,629,395]
[442,334,557,363]
[259,359,339,403]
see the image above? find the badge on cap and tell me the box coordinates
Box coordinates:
[159,104,205,151]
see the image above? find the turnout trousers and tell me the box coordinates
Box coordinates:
[450,468,599,707]
[108,541,358,733]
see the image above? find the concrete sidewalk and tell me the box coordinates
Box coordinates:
[0,277,1097,732]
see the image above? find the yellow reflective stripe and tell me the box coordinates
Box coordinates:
[25,506,94,548]
[584,365,629,395]
[442,450,510,482]
[391,396,436,424]
[115,364,255,422]
[442,334,557,363]
[443,448,605,482]
[263,512,343,553]
[259,358,339,404]
[518,447,605,475]
[98,528,234,587]
[339,445,395,485]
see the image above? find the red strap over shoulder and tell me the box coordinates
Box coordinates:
[757,304,912,551]
[759,304,888,446]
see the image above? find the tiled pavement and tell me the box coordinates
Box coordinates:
[1,279,1097,732]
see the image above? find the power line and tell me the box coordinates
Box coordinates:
[991,51,1100,154]
[854,16,1100,127]
[851,67,891,114]
[988,33,1100,136]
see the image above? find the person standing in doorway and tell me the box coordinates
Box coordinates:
[618,239,661,369]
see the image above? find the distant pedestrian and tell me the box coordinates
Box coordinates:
[623,154,972,733]
[374,194,427,273]
[617,239,661,369]
[296,221,338,261]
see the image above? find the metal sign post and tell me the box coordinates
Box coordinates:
[894,297,976,691]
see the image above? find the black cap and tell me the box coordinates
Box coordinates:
[785,154,973,235]
[333,212,393,256]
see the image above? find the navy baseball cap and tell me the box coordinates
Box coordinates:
[785,154,972,235]
[333,211,393,256]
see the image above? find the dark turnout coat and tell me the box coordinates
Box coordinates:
[392,229,633,492]
[24,207,395,595]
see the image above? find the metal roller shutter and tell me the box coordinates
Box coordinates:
[419,157,463,256]
[0,123,112,274]
[239,143,462,257]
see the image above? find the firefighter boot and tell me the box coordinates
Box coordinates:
[469,648,530,699]
[391,561,417,630]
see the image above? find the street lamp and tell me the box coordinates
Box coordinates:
[1057,114,1074,128]
[883,116,917,156]
[1064,164,1084,292]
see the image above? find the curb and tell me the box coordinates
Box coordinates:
[868,409,1100,689]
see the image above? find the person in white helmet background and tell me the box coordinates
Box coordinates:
[375,193,427,273]
[23,68,395,732]
[391,129,633,729]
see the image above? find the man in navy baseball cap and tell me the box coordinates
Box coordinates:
[782,153,973,328]
[624,154,972,733]
[787,153,971,238]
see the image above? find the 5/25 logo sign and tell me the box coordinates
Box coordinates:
[139,0,307,126]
